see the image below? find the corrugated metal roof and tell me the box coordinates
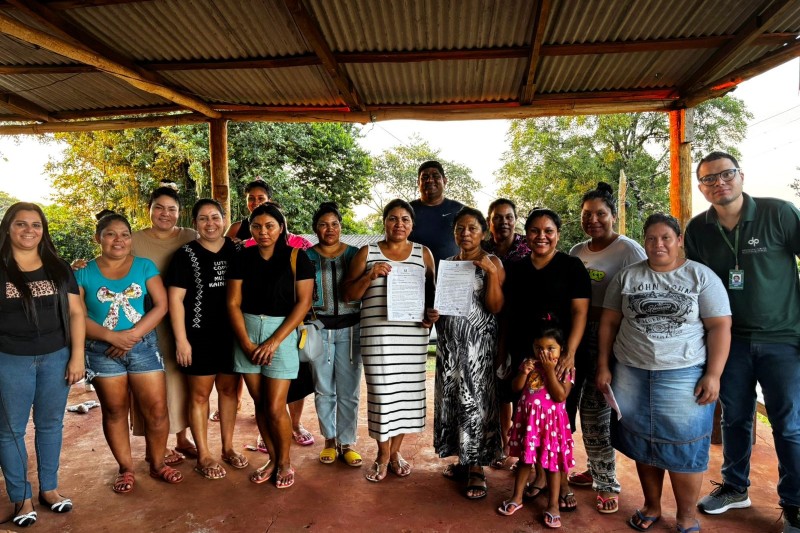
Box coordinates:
[0,0,797,128]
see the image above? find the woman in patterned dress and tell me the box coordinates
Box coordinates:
[435,207,505,499]
[343,199,437,482]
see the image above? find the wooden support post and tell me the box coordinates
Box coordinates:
[618,169,627,235]
[209,119,230,219]
[669,109,693,229]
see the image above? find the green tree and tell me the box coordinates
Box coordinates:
[366,135,481,226]
[45,122,373,233]
[42,204,98,263]
[496,96,752,250]
[0,190,20,218]
[791,167,800,199]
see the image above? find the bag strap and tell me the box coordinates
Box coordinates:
[289,248,317,327]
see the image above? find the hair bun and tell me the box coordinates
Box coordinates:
[596,182,613,195]
[320,201,339,210]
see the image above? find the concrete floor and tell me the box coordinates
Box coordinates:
[0,369,785,533]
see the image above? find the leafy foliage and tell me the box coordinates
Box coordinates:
[365,135,481,228]
[46,122,373,234]
[42,204,98,263]
[0,190,20,219]
[496,96,752,250]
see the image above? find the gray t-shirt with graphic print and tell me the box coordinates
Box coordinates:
[603,259,731,370]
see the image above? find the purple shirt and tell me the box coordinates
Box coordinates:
[482,233,531,263]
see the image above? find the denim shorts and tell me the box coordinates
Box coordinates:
[233,313,299,380]
[611,362,714,473]
[85,330,164,381]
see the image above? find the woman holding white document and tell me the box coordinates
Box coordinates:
[343,199,436,483]
[434,206,505,500]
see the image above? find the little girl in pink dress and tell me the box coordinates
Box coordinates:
[498,320,575,529]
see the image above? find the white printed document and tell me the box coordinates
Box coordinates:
[386,263,425,321]
[434,260,474,317]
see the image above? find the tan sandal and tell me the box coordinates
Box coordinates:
[365,461,388,482]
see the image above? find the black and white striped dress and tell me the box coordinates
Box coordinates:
[360,242,429,442]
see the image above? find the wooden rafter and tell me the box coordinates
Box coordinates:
[518,0,552,105]
[0,92,56,122]
[0,33,794,75]
[681,38,800,108]
[3,0,222,118]
[282,0,365,111]
[678,0,797,93]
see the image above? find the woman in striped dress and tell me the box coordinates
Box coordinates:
[344,199,437,483]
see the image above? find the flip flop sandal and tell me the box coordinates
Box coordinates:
[627,509,661,531]
[339,447,363,467]
[194,464,226,480]
[524,483,548,499]
[112,471,135,494]
[389,456,411,477]
[164,449,185,466]
[222,453,249,469]
[596,493,620,514]
[490,454,508,469]
[497,500,524,516]
[319,447,337,464]
[175,444,199,459]
[558,492,577,512]
[442,463,468,481]
[209,410,220,422]
[250,461,274,484]
[676,519,701,533]
[275,466,295,489]
[568,469,594,487]
[365,462,388,482]
[544,511,562,529]
[465,471,487,499]
[150,465,184,484]
[292,428,315,446]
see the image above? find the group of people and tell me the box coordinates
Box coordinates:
[0,152,798,533]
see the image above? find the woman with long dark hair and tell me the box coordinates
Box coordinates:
[227,202,313,489]
[0,203,85,527]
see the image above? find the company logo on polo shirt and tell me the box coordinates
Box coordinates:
[742,235,767,254]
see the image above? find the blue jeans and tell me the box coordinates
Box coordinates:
[309,325,362,445]
[720,339,800,506]
[0,347,71,502]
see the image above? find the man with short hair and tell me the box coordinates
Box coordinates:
[685,151,800,533]
[409,161,465,267]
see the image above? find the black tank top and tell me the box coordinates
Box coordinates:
[235,217,250,240]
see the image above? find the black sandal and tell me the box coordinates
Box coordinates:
[465,470,487,499]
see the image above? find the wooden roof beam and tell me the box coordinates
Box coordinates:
[678,0,797,93]
[682,38,800,108]
[0,10,222,118]
[282,0,365,111]
[1,33,794,75]
[0,92,56,122]
[518,0,552,105]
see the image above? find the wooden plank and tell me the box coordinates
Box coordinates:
[682,39,800,107]
[209,119,230,219]
[669,110,684,219]
[0,92,55,122]
[282,0,365,111]
[518,0,552,105]
[1,33,794,75]
[0,11,222,118]
[678,0,796,92]
[0,113,206,133]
